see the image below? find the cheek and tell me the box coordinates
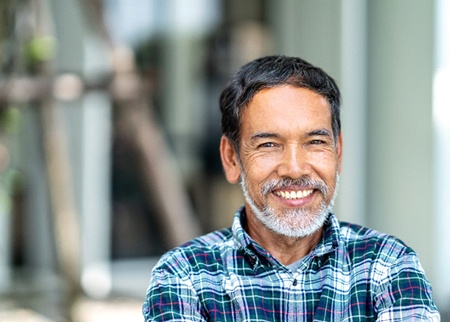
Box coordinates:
[244,155,279,181]
[242,159,277,194]
[310,152,339,171]
[242,146,275,169]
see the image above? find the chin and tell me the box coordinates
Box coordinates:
[249,202,329,238]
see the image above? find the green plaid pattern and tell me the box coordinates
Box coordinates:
[143,207,439,321]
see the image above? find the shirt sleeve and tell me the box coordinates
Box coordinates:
[142,266,206,322]
[373,252,440,321]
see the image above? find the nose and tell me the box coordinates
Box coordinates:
[277,144,312,179]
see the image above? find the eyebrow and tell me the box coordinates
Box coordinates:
[250,132,281,141]
[250,129,333,141]
[308,129,333,137]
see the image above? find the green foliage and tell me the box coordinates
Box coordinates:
[25,36,56,66]
[0,107,22,135]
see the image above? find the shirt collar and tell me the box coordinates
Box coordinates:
[231,206,254,250]
[231,206,341,261]
[312,213,341,257]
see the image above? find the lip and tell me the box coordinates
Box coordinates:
[271,188,317,207]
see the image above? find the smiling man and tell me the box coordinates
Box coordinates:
[143,55,440,321]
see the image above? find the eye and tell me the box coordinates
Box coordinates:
[258,142,277,149]
[310,139,326,145]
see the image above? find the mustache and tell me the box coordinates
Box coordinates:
[261,176,330,196]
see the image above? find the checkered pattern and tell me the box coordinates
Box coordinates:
[143,207,440,321]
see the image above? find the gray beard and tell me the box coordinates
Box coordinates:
[240,172,339,238]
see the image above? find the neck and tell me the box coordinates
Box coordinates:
[245,209,323,265]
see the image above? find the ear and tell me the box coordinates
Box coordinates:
[220,135,241,184]
[336,132,343,173]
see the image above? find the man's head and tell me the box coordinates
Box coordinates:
[219,55,343,239]
[220,55,341,151]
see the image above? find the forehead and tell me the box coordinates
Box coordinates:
[240,85,332,133]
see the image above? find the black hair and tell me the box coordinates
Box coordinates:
[219,55,341,150]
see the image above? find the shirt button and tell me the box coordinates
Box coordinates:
[292,279,298,286]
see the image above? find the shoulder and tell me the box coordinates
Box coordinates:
[337,222,435,299]
[338,221,415,265]
[152,227,235,276]
[337,224,440,318]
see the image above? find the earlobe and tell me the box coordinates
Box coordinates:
[220,135,241,184]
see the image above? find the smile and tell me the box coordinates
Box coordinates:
[274,189,314,200]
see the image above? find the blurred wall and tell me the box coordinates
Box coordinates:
[366,0,435,287]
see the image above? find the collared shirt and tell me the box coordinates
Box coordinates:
[143,207,440,321]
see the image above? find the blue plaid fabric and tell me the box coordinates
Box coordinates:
[143,207,440,321]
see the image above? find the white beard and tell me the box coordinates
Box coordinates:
[240,172,339,238]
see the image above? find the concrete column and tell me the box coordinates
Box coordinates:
[23,106,56,272]
[338,0,368,226]
[268,0,341,77]
[51,0,112,298]
[0,186,12,290]
[433,0,450,309]
[366,0,435,281]
[161,0,219,178]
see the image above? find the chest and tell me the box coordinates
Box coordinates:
[195,261,375,321]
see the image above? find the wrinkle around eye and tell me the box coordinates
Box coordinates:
[305,141,337,155]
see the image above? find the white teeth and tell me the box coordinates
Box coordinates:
[275,190,313,200]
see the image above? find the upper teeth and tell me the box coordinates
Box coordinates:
[275,190,313,200]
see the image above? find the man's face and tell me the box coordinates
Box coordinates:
[228,85,342,238]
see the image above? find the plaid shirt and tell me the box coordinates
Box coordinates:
[143,207,440,321]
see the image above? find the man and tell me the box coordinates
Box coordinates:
[143,55,440,321]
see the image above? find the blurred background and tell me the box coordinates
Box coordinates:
[0,0,449,321]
